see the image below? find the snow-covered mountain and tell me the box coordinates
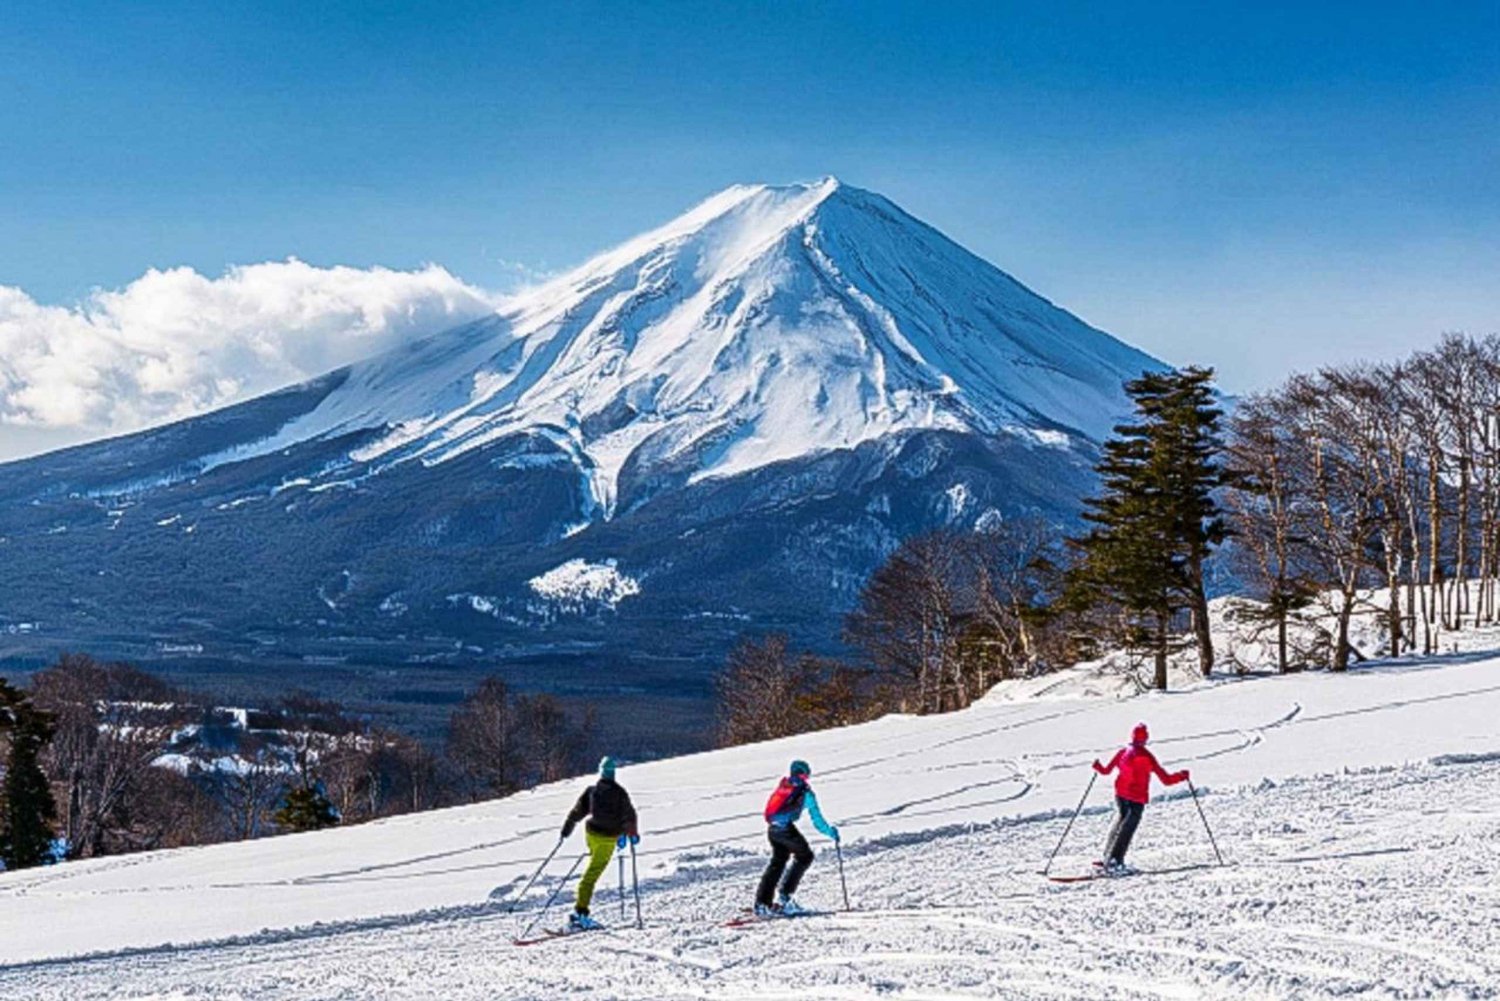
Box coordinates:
[213,178,1157,518]
[0,179,1163,749]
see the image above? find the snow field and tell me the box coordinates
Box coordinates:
[2,650,1500,997]
[5,757,1497,999]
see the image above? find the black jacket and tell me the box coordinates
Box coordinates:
[563,778,638,839]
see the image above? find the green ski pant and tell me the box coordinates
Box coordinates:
[575,830,617,913]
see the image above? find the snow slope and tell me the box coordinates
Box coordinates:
[3,649,1500,998]
[220,179,1160,517]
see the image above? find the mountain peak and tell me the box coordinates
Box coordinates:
[227,181,1163,518]
[525,177,844,308]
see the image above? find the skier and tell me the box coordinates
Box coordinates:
[1091,722,1189,875]
[560,756,639,931]
[755,759,839,917]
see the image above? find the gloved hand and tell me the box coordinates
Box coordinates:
[829,825,840,843]
[616,834,628,849]
[1175,770,1191,783]
[561,821,575,840]
[629,834,640,846]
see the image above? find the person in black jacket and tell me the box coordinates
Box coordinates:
[560,756,639,930]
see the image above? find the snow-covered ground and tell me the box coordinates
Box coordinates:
[990,586,1482,703]
[3,646,1500,998]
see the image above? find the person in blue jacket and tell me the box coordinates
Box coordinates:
[755,759,839,916]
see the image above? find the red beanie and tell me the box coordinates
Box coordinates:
[1131,723,1149,746]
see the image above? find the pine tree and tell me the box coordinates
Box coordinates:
[0,679,59,869]
[274,784,340,833]
[1065,367,1229,688]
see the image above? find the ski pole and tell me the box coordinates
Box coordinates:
[516,851,586,941]
[1043,771,1096,876]
[507,836,564,912]
[1188,779,1225,866]
[618,845,627,921]
[834,839,851,912]
[629,841,643,929]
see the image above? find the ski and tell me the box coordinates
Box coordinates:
[512,924,609,946]
[1047,866,1161,883]
[723,908,823,928]
[512,929,571,946]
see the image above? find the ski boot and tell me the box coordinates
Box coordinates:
[778,895,806,916]
[569,910,602,932]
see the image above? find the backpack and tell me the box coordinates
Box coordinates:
[763,776,806,822]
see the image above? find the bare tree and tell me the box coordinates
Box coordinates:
[845,531,970,713]
[1427,334,1487,627]
[1281,371,1387,670]
[1224,339,1500,669]
[359,729,448,817]
[1225,396,1320,671]
[214,736,286,840]
[30,654,192,858]
[846,523,1068,711]
[1342,364,1414,658]
[317,737,380,823]
[1401,353,1451,653]
[447,677,524,799]
[968,517,1066,689]
[134,766,222,849]
[714,634,811,746]
[515,694,593,785]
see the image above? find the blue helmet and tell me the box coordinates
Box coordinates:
[599,756,617,779]
[789,759,811,777]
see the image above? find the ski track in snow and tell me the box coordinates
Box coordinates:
[4,761,1498,1000]
[3,654,1500,998]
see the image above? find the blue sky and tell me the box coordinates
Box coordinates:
[2,0,1497,412]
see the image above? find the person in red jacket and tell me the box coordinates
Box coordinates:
[1091,722,1189,874]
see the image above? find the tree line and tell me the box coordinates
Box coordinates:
[1226,333,1500,669]
[718,334,1500,746]
[0,654,596,870]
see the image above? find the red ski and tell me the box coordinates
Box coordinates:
[723,907,822,928]
[513,924,609,946]
[512,929,570,946]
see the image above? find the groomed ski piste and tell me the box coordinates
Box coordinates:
[3,610,1500,998]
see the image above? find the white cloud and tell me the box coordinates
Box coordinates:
[0,259,500,458]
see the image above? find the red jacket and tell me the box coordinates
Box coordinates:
[1094,745,1187,804]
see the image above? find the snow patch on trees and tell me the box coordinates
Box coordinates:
[974,507,1005,533]
[944,482,970,521]
[527,559,640,614]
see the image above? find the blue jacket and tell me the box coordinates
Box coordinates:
[766,775,837,839]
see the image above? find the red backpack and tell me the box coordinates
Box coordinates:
[763,776,805,821]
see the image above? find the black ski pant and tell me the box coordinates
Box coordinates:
[1104,796,1145,864]
[756,823,814,906]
